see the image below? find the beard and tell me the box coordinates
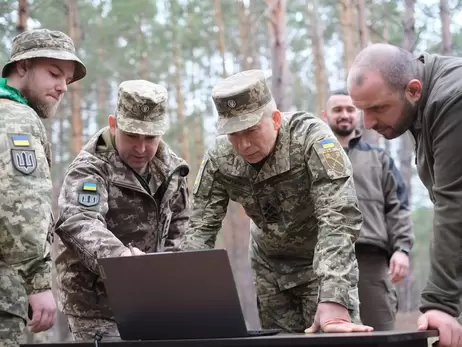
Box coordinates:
[331,124,355,137]
[374,99,418,139]
[21,85,60,119]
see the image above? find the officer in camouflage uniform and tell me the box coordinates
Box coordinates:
[181,70,373,333]
[54,80,190,341]
[0,29,86,346]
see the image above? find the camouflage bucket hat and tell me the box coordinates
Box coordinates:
[116,80,168,136]
[2,29,86,83]
[212,69,273,135]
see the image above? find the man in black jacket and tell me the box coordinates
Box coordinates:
[322,89,413,331]
[348,43,462,347]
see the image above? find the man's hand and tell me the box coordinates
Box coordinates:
[28,290,56,333]
[418,310,462,347]
[389,251,409,284]
[305,302,374,333]
[120,246,145,257]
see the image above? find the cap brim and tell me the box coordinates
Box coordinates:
[117,114,166,136]
[2,48,87,83]
[217,111,264,135]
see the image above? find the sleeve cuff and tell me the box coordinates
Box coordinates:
[26,263,52,295]
[420,294,460,318]
[318,282,349,309]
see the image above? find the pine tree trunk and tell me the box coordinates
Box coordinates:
[213,0,227,78]
[67,0,83,156]
[440,0,452,55]
[307,0,328,116]
[16,0,27,32]
[266,0,291,111]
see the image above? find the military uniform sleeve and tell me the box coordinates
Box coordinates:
[305,124,362,309]
[55,160,127,274]
[420,95,462,317]
[381,154,413,253]
[165,176,190,249]
[180,152,230,250]
[0,110,53,295]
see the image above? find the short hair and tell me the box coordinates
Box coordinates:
[351,45,419,91]
[329,88,349,98]
[379,48,419,90]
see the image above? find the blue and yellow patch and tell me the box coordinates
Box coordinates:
[12,135,30,147]
[320,138,335,149]
[82,182,97,191]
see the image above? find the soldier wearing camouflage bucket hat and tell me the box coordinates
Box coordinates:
[0,28,86,346]
[181,69,374,334]
[54,80,190,340]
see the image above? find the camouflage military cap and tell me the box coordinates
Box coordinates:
[212,69,273,135]
[2,29,86,83]
[116,80,168,136]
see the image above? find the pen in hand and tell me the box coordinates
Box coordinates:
[128,243,135,256]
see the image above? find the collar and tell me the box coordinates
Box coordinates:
[345,129,362,149]
[0,78,28,105]
[414,53,432,132]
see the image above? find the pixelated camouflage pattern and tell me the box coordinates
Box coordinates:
[253,250,361,332]
[116,80,168,136]
[0,98,53,346]
[54,127,190,325]
[0,313,25,347]
[2,29,86,83]
[212,70,272,135]
[68,315,120,341]
[182,112,363,312]
[0,98,53,322]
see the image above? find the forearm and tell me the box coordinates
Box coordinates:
[314,197,362,308]
[420,209,461,317]
[17,256,52,295]
[181,208,225,250]
[388,209,414,251]
[56,214,126,274]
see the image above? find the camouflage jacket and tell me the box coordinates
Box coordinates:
[0,98,53,320]
[55,127,190,318]
[181,112,363,309]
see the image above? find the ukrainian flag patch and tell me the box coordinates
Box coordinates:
[82,182,97,191]
[320,138,335,149]
[12,135,30,147]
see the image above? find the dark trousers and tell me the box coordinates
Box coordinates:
[356,244,398,331]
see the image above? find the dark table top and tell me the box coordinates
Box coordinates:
[21,330,439,346]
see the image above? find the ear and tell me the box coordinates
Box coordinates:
[321,110,328,122]
[108,115,117,135]
[405,79,422,104]
[15,60,30,77]
[272,110,282,130]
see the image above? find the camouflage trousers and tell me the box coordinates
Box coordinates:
[0,311,25,347]
[253,267,361,333]
[67,316,119,341]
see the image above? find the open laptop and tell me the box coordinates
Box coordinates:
[97,249,281,340]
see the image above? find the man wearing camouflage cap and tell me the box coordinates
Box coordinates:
[181,70,373,334]
[0,28,86,346]
[54,80,190,340]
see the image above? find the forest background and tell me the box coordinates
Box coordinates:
[0,0,457,341]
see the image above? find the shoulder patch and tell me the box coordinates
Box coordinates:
[78,182,100,207]
[11,149,37,175]
[193,156,209,195]
[11,134,31,147]
[82,182,98,191]
[313,138,348,179]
